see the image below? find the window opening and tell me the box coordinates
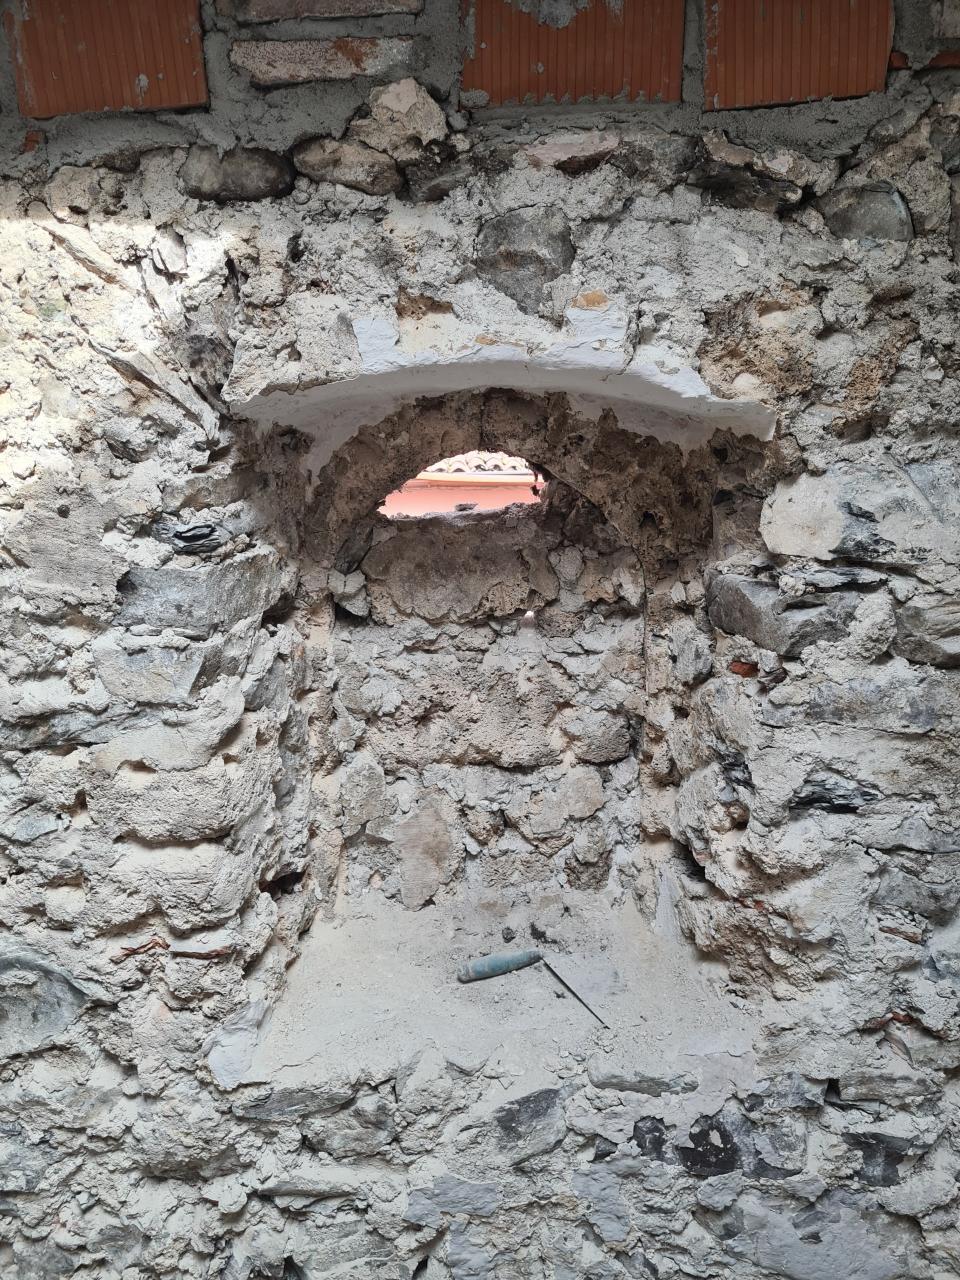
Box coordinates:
[379,451,542,517]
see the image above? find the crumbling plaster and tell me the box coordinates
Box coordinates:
[1,5,960,1278]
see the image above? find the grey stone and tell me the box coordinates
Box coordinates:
[762,463,960,573]
[0,944,110,1058]
[0,1123,58,1193]
[339,751,387,838]
[669,616,714,686]
[405,143,474,202]
[304,1090,396,1156]
[818,183,914,241]
[475,208,575,313]
[4,485,124,611]
[894,595,960,668]
[493,1088,565,1164]
[838,1067,941,1103]
[117,549,285,637]
[403,1175,502,1228]
[235,0,421,18]
[0,803,63,844]
[293,139,402,196]
[696,1170,744,1210]
[393,798,457,909]
[180,146,296,203]
[446,1224,497,1280]
[570,1165,631,1244]
[91,634,205,706]
[587,1059,698,1095]
[562,709,631,763]
[707,573,860,657]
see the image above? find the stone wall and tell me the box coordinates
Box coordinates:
[1,3,960,1278]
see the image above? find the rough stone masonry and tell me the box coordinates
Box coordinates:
[1,0,960,1277]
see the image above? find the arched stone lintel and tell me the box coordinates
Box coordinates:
[232,300,777,466]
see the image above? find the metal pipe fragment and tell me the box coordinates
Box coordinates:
[457,949,543,983]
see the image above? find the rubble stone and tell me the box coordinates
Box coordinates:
[293,137,402,195]
[706,572,861,657]
[894,595,960,667]
[180,145,296,202]
[475,207,575,312]
[817,182,915,240]
[349,77,448,164]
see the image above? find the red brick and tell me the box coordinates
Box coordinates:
[230,36,411,85]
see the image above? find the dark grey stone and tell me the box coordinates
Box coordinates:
[631,1116,674,1161]
[0,944,111,1058]
[405,143,474,202]
[675,1115,741,1177]
[493,1087,565,1163]
[180,146,296,203]
[707,573,860,657]
[690,158,802,212]
[611,130,698,190]
[894,595,960,668]
[153,519,232,556]
[475,208,575,313]
[790,770,881,814]
[817,183,914,241]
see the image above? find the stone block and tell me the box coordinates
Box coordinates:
[817,183,914,241]
[475,207,575,314]
[761,463,960,572]
[117,549,285,637]
[403,1175,501,1228]
[229,37,411,86]
[235,0,421,18]
[392,798,457,909]
[293,138,401,195]
[348,78,447,165]
[707,573,860,658]
[0,944,109,1057]
[180,146,295,202]
[894,595,960,668]
[561,709,631,764]
[493,1088,565,1164]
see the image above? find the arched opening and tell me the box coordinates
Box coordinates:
[227,388,772,1093]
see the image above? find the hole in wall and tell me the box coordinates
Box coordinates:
[379,451,542,517]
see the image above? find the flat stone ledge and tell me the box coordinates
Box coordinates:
[229,37,413,86]
[234,0,422,19]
